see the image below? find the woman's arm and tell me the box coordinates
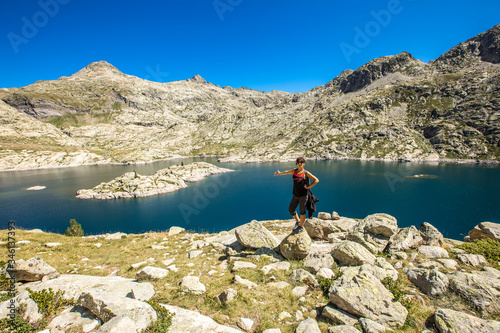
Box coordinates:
[305,172,319,189]
[274,169,295,176]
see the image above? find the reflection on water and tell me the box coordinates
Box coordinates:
[1,158,499,241]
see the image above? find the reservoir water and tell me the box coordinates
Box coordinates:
[1,157,499,241]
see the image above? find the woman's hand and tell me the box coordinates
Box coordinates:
[274,170,280,176]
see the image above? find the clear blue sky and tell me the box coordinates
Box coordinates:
[0,0,499,92]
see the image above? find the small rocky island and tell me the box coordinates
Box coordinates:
[76,162,233,199]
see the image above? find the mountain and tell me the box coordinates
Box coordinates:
[1,25,499,171]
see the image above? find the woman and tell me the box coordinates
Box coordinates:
[274,157,319,232]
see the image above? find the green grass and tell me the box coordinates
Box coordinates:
[456,238,500,268]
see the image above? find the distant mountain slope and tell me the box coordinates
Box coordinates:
[1,25,499,170]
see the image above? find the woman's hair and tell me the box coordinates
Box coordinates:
[296,157,305,164]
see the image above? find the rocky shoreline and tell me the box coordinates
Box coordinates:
[2,213,500,332]
[1,153,499,174]
[76,162,233,199]
[218,154,500,165]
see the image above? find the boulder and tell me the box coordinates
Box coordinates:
[291,286,308,297]
[188,250,203,258]
[217,288,238,305]
[468,222,500,241]
[19,274,155,301]
[279,231,312,260]
[317,212,332,220]
[406,267,449,295]
[254,247,284,261]
[360,213,399,237]
[359,318,389,333]
[418,245,449,259]
[353,258,398,282]
[434,308,500,333]
[261,262,291,275]
[48,305,100,333]
[78,291,157,331]
[327,325,361,333]
[331,211,341,220]
[435,259,457,271]
[419,222,444,246]
[235,220,280,249]
[316,267,335,280]
[295,318,321,333]
[303,252,335,272]
[7,257,59,282]
[96,316,137,333]
[161,304,243,332]
[347,214,398,254]
[234,275,257,289]
[332,217,357,232]
[304,218,340,240]
[331,241,376,266]
[449,269,500,314]
[136,266,168,280]
[105,232,127,240]
[268,281,290,289]
[237,317,254,331]
[290,269,318,286]
[322,304,358,326]
[328,270,407,328]
[169,226,185,235]
[386,226,424,254]
[456,253,488,267]
[179,276,206,295]
[232,261,257,272]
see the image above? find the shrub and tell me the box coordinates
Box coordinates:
[64,219,84,237]
[456,238,500,267]
[0,304,46,333]
[0,316,34,333]
[144,300,174,333]
[26,288,73,317]
[382,277,420,329]
[317,275,334,296]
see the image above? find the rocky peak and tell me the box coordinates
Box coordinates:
[71,61,124,78]
[187,74,207,84]
[331,51,423,93]
[431,24,500,72]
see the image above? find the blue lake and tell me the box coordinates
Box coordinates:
[1,157,499,241]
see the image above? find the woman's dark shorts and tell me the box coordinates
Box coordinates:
[289,195,307,216]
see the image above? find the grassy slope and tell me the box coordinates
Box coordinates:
[2,220,499,332]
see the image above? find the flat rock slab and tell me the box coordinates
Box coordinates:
[329,270,407,328]
[161,304,243,332]
[235,220,280,249]
[19,274,155,301]
[78,291,156,332]
[435,308,500,333]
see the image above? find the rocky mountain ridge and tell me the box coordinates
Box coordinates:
[0,25,499,171]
